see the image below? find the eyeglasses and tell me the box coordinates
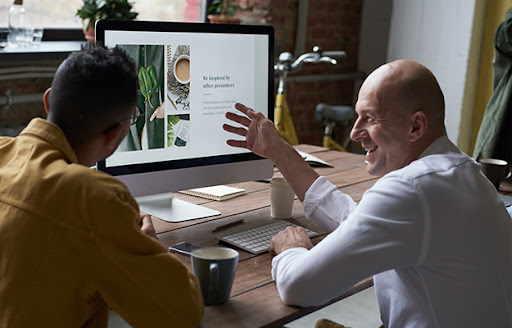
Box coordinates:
[103,106,144,134]
[130,106,144,125]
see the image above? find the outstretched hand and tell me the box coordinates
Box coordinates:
[223,103,320,202]
[223,103,285,162]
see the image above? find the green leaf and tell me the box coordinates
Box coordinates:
[167,115,180,147]
[138,66,150,97]
[147,65,158,90]
[207,0,243,16]
[226,6,235,17]
[138,66,154,108]
[97,0,108,10]
[169,115,181,125]
[76,0,139,21]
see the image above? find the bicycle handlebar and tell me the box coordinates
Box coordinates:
[322,50,347,58]
[275,46,346,73]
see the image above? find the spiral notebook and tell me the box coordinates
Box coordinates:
[179,185,246,201]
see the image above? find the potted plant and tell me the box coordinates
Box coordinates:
[207,0,242,24]
[76,0,138,42]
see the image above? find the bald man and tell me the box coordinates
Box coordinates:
[223,60,512,327]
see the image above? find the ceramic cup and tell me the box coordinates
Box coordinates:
[173,54,190,84]
[191,247,239,305]
[478,158,511,190]
[270,177,295,219]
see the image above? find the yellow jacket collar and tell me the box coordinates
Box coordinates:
[20,118,79,164]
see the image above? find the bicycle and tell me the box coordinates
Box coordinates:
[274,46,347,146]
[315,102,355,152]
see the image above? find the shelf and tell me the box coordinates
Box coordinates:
[0,41,86,62]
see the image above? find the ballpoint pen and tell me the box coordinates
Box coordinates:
[211,219,244,232]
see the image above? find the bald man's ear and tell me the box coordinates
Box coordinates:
[408,110,428,142]
[43,88,51,115]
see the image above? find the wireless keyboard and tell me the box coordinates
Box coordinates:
[218,221,319,254]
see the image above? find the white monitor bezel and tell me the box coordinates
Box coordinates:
[95,19,275,196]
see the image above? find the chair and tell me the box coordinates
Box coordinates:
[315,103,354,151]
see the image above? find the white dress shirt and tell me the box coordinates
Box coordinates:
[272,136,512,327]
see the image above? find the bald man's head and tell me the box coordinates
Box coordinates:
[350,60,447,176]
[376,60,446,135]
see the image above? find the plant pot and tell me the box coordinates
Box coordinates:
[82,20,95,43]
[207,14,241,24]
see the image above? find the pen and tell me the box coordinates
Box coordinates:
[211,219,244,232]
[167,93,178,110]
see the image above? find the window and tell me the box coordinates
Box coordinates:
[0,0,204,28]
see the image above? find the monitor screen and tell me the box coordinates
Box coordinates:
[95,20,274,222]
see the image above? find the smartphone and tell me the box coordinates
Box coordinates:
[169,242,202,256]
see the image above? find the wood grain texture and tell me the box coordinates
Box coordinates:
[153,148,375,327]
[153,149,371,234]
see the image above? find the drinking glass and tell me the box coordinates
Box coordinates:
[31,26,43,46]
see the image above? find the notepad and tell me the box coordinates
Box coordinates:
[297,150,333,167]
[179,185,246,201]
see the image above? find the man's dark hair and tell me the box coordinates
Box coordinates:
[48,44,138,147]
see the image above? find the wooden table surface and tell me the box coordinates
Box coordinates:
[154,145,378,328]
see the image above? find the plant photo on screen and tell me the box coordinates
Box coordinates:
[116,44,165,152]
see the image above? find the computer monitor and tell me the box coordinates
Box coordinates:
[95,20,274,222]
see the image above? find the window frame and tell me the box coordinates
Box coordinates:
[42,28,84,41]
[5,0,210,42]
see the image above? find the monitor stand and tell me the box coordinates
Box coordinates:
[135,192,220,222]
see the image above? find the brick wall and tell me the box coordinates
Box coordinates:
[269,0,362,145]
[0,60,56,136]
[1,0,363,145]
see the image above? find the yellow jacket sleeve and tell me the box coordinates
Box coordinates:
[88,189,204,327]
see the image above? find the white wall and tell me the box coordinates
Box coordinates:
[386,0,477,144]
[358,0,392,75]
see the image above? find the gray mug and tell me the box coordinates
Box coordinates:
[478,158,511,190]
[191,247,239,305]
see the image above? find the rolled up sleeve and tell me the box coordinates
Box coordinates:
[303,176,357,233]
[272,176,424,307]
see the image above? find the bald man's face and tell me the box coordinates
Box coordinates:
[350,67,419,176]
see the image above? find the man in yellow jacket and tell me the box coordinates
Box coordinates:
[0,45,203,327]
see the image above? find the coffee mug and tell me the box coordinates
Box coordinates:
[270,177,295,218]
[173,54,190,84]
[478,158,511,190]
[191,247,239,305]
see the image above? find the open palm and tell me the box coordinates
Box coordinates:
[223,103,283,161]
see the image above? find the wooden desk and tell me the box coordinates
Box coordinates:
[154,145,378,328]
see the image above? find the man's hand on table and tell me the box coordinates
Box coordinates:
[140,212,158,240]
[269,226,313,255]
